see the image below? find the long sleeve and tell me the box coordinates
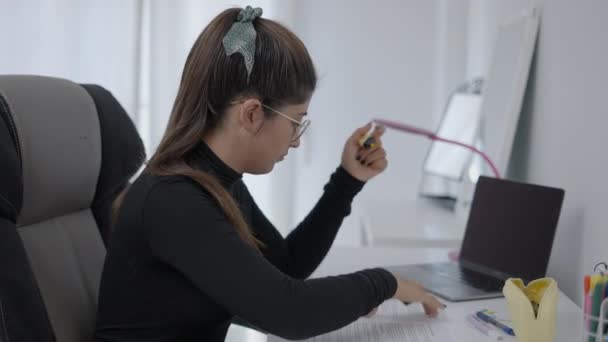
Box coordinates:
[143,178,396,340]
[249,166,365,279]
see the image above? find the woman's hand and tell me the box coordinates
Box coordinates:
[392,275,446,318]
[341,123,388,182]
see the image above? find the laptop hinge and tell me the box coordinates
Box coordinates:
[459,259,528,283]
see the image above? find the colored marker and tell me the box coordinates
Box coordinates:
[591,274,602,292]
[590,281,606,342]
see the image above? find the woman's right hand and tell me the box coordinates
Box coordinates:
[392,275,446,318]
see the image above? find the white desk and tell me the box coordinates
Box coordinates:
[361,199,468,248]
[268,246,582,342]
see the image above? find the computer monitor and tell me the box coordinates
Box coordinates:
[419,8,540,202]
[423,92,482,180]
[478,8,540,176]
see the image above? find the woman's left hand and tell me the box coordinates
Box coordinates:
[341,122,388,182]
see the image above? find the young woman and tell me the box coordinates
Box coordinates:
[95,6,443,342]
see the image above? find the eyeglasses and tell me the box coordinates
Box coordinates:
[261,104,310,142]
[230,101,310,142]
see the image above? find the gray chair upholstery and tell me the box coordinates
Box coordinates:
[0,75,145,342]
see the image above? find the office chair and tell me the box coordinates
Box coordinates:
[0,75,145,342]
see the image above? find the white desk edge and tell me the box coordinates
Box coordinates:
[268,246,582,342]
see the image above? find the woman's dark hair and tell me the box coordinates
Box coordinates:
[113,8,317,249]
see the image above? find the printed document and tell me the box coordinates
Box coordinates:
[267,299,451,342]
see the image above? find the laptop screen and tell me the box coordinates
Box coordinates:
[459,176,564,281]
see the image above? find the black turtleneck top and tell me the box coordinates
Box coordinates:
[94,142,397,342]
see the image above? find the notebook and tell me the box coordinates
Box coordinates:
[387,176,565,302]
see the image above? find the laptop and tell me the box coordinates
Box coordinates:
[387,176,564,302]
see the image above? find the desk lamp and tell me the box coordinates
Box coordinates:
[372,118,501,179]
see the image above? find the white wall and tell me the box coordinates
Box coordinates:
[465,0,532,79]
[291,0,470,242]
[505,0,608,305]
[0,0,141,116]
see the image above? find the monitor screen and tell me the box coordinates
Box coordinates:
[423,93,482,180]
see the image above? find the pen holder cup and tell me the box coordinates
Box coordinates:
[503,277,558,342]
[583,297,608,342]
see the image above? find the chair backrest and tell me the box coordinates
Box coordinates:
[0,98,54,342]
[0,75,145,342]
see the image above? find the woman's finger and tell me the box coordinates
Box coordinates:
[369,158,388,172]
[359,148,386,166]
[422,294,446,318]
[358,126,385,149]
[372,124,386,138]
[423,302,438,318]
[349,122,373,146]
[356,141,383,161]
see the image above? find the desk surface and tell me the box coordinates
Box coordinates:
[268,246,582,341]
[361,199,468,248]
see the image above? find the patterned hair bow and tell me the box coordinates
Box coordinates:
[222,6,263,82]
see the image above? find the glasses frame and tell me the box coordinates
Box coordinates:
[230,101,310,142]
[261,104,310,142]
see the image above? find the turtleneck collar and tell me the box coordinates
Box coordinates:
[188,141,243,188]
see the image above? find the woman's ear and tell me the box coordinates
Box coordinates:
[238,99,266,134]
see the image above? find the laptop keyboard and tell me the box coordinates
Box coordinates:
[420,263,505,292]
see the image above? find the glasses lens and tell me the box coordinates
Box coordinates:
[293,120,310,141]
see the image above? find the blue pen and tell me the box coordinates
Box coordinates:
[476,310,515,336]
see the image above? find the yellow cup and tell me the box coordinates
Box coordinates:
[503,277,558,342]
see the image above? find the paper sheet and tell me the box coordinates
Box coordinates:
[267,300,451,342]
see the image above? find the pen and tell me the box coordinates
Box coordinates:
[466,314,503,340]
[476,310,515,336]
[358,122,377,149]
